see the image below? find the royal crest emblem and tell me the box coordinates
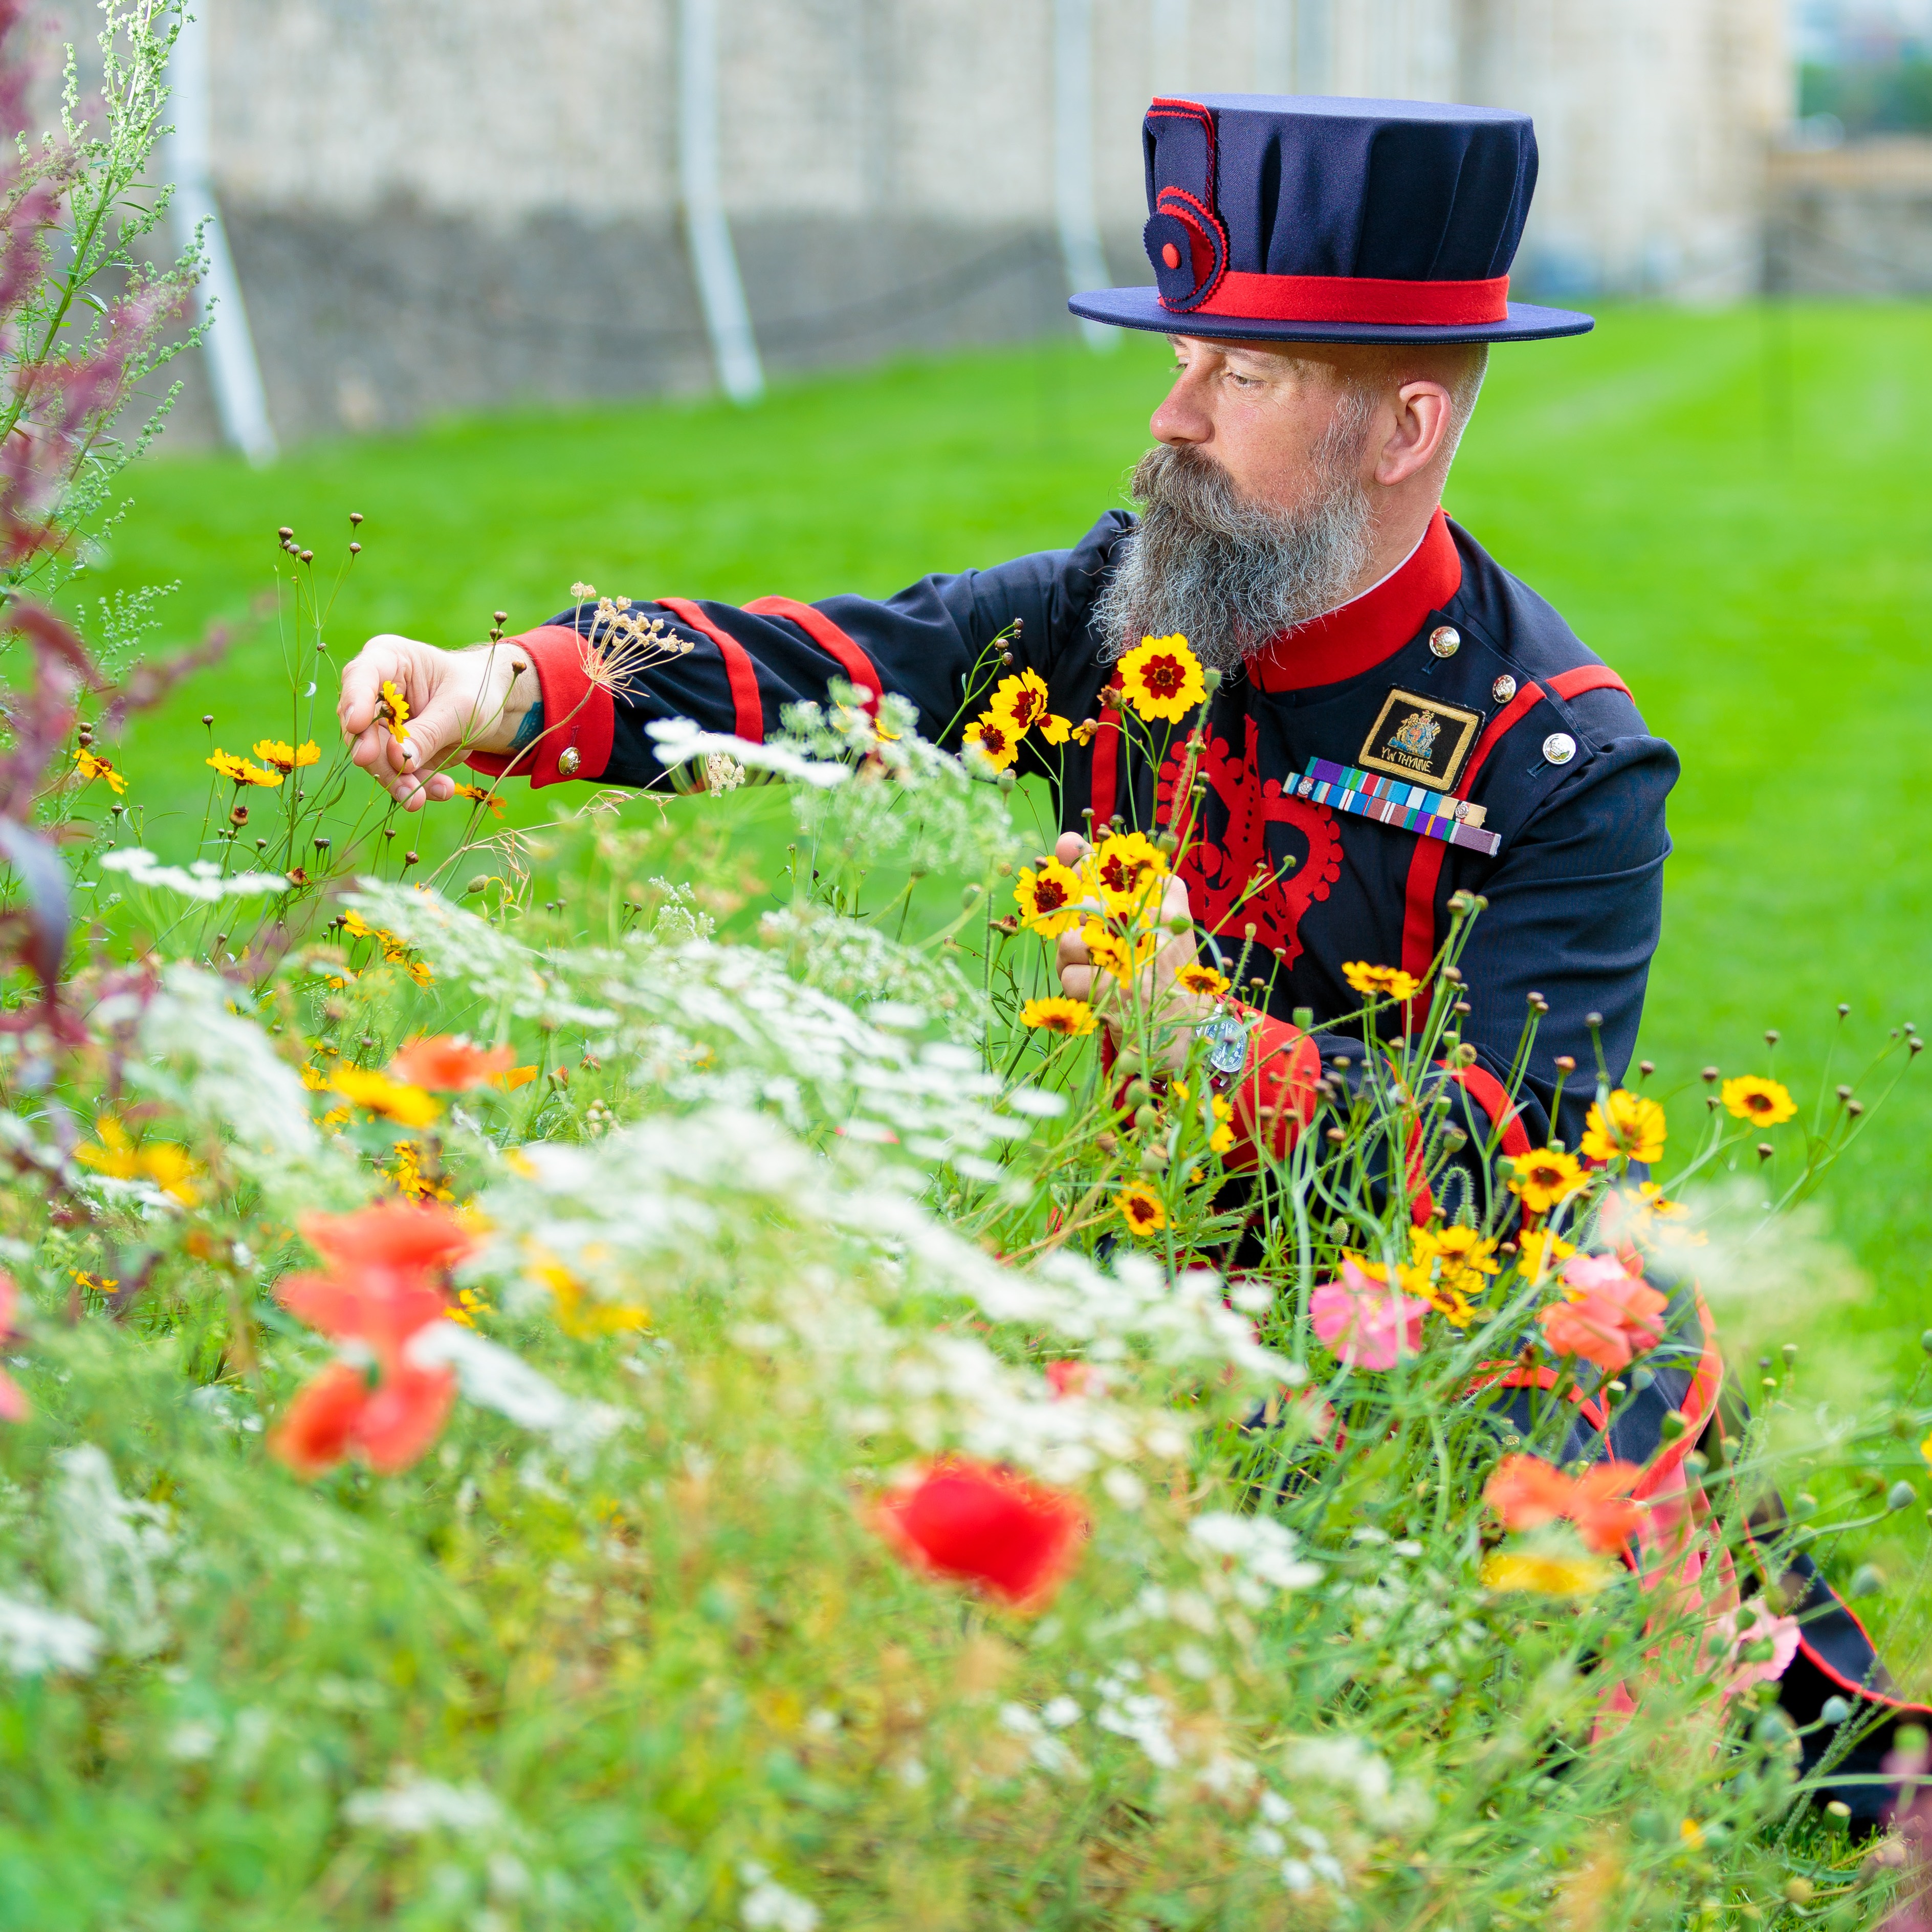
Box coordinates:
[1357,686,1484,788]
[1389,710,1441,760]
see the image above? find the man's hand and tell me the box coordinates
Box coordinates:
[1050,830,1216,1070]
[337,634,537,812]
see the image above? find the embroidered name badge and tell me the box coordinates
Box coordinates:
[1356,687,1484,789]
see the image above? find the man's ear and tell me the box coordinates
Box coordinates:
[1373,380,1455,489]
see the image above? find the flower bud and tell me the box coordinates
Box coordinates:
[1132,1104,1159,1134]
[1888,1480,1917,1512]
[1658,1410,1687,1441]
[466,875,490,895]
[960,883,981,907]
[229,804,247,826]
[1124,1079,1155,1109]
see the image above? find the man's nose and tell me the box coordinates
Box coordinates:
[1150,366,1213,447]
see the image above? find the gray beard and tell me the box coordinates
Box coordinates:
[1093,419,1377,674]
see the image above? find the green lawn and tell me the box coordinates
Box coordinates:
[73,305,1932,1364]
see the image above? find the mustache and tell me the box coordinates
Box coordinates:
[1092,423,1374,673]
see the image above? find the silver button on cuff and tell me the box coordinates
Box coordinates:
[1428,625,1460,658]
[1491,674,1518,704]
[1542,732,1576,765]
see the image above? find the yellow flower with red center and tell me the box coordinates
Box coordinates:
[1038,713,1073,745]
[378,679,412,741]
[1069,719,1099,747]
[1175,963,1228,997]
[1581,1088,1666,1165]
[206,749,284,787]
[1117,633,1206,723]
[1115,1182,1168,1236]
[1343,960,1421,1003]
[1721,1075,1796,1127]
[74,748,126,794]
[1014,858,1085,938]
[388,1138,453,1203]
[1084,830,1168,916]
[252,738,321,773]
[1081,919,1161,983]
[1481,1549,1616,1597]
[989,670,1051,735]
[1208,1093,1235,1155]
[962,711,1019,772]
[1508,1146,1588,1216]
[330,1065,443,1128]
[1020,996,1097,1037]
[1636,1180,1686,1219]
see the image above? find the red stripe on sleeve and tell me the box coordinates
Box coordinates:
[1447,1061,1533,1158]
[462,625,611,788]
[659,597,765,743]
[744,596,883,713]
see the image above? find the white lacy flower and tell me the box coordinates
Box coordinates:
[408,1323,622,1457]
[343,1773,507,1837]
[99,848,286,902]
[738,1862,820,1932]
[0,1593,100,1675]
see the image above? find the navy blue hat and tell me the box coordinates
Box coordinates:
[1069,95,1592,345]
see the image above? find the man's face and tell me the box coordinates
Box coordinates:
[1151,337,1375,513]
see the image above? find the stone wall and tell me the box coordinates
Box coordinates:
[1767,137,1932,291]
[89,0,1786,447]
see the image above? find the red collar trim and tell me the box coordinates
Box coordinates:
[1249,508,1463,693]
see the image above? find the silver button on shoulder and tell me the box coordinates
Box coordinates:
[1491,674,1518,704]
[1428,625,1460,659]
[1542,732,1576,765]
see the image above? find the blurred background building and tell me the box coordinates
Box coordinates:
[68,0,1932,450]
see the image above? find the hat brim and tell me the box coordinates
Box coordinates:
[1068,284,1593,345]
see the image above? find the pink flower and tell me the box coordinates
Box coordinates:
[1310,1258,1429,1371]
[1710,1600,1802,1697]
[0,1269,27,1422]
[1538,1254,1668,1373]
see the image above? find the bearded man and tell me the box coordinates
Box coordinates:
[338,94,1925,1812]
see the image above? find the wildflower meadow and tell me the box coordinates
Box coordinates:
[0,7,1927,1930]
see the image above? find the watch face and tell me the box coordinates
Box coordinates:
[1197,1013,1247,1075]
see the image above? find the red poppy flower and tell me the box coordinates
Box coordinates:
[876,1459,1085,1609]
[300,1199,475,1281]
[1566,1462,1647,1554]
[275,1270,451,1371]
[269,1358,456,1477]
[388,1035,518,1091]
[1045,1359,1091,1398]
[1484,1454,1576,1530]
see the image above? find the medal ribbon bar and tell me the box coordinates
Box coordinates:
[1294,758,1502,857]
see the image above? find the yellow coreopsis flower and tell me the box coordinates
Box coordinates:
[1209,1093,1235,1155]
[1343,960,1421,1003]
[1014,858,1084,938]
[1721,1075,1796,1127]
[1020,996,1098,1037]
[1582,1088,1666,1165]
[451,781,506,818]
[330,1065,443,1128]
[1508,1146,1588,1216]
[1038,713,1073,745]
[988,669,1051,736]
[74,748,126,794]
[1481,1548,1616,1597]
[962,711,1019,772]
[73,1115,199,1204]
[251,738,321,773]
[206,749,284,787]
[1117,633,1205,723]
[1175,963,1230,997]
[1084,830,1168,917]
[1115,1182,1168,1236]
[378,679,412,742]
[1516,1226,1578,1283]
[1081,919,1161,982]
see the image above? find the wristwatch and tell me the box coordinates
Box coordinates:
[1194,1009,1249,1089]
